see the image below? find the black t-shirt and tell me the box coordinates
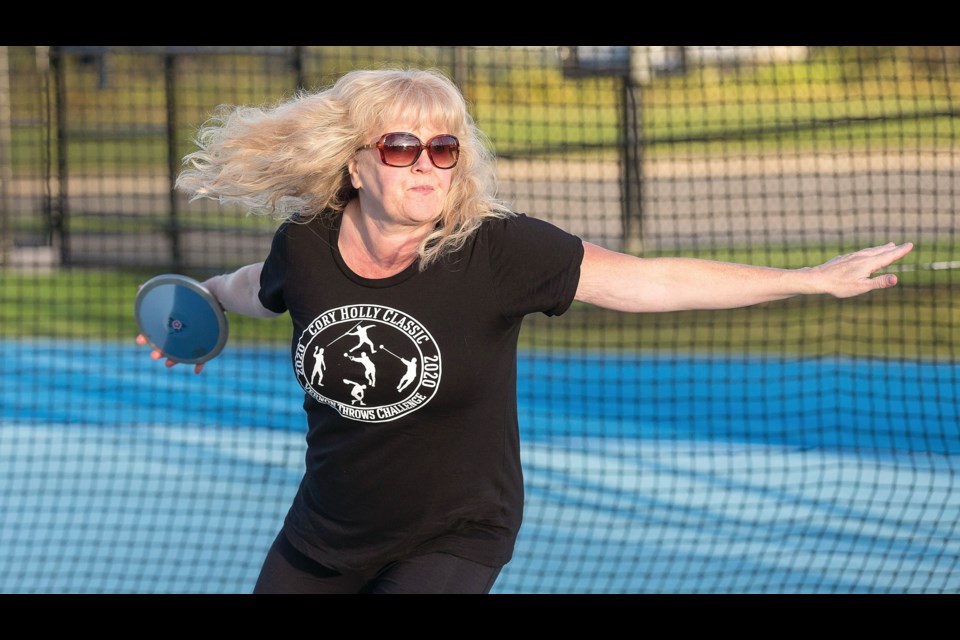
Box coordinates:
[258,212,584,572]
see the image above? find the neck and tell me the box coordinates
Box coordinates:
[338,200,431,278]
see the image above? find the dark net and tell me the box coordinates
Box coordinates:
[1,46,957,592]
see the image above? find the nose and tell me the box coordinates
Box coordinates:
[411,147,434,172]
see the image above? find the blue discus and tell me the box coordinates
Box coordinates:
[134,274,228,364]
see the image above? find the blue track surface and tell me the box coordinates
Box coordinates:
[2,340,958,592]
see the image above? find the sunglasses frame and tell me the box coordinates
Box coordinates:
[358,132,460,169]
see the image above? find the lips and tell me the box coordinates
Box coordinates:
[410,185,435,194]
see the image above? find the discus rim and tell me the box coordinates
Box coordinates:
[134,274,228,364]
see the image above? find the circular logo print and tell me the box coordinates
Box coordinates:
[294,304,442,423]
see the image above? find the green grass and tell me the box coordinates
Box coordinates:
[10,210,281,235]
[522,287,959,361]
[0,268,291,344]
[478,97,957,159]
[2,264,956,360]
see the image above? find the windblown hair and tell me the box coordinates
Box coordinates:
[176,68,513,269]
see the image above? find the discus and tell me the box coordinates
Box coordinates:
[134,274,228,365]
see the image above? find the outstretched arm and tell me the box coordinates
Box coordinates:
[575,241,914,313]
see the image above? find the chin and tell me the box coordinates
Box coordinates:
[405,210,444,226]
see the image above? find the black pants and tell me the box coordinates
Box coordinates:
[253,530,503,594]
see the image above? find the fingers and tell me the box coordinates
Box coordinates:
[871,242,914,271]
[138,334,166,360]
[833,242,912,267]
[879,241,913,256]
[862,243,911,292]
[162,354,204,374]
[163,355,204,374]
[138,334,204,374]
[890,242,914,259]
[873,273,899,289]
[845,242,913,274]
[165,356,204,373]
[818,241,913,298]
[858,242,898,256]
[857,242,911,259]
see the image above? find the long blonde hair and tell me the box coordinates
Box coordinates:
[176,67,513,269]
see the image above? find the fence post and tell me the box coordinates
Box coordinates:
[452,46,468,92]
[164,51,182,272]
[620,46,649,255]
[0,46,12,267]
[293,46,305,92]
[51,46,69,267]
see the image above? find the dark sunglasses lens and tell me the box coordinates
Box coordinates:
[381,133,421,166]
[428,136,459,168]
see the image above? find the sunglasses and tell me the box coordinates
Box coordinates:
[358,132,460,169]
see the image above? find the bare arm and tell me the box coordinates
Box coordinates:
[575,241,914,313]
[202,262,281,319]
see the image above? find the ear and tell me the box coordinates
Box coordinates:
[348,157,363,190]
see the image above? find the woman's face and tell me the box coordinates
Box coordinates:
[348,120,455,231]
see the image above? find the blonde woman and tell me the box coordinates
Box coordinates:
[143,68,912,593]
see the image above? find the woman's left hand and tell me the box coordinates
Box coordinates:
[809,242,914,298]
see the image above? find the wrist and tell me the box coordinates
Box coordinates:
[790,266,824,296]
[201,274,227,305]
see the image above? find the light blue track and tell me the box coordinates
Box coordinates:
[2,339,958,592]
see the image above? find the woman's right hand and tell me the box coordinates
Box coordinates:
[136,278,207,374]
[136,334,205,374]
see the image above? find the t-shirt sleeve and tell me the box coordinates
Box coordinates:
[258,222,290,314]
[485,213,584,318]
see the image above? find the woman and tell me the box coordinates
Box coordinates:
[142,68,913,593]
